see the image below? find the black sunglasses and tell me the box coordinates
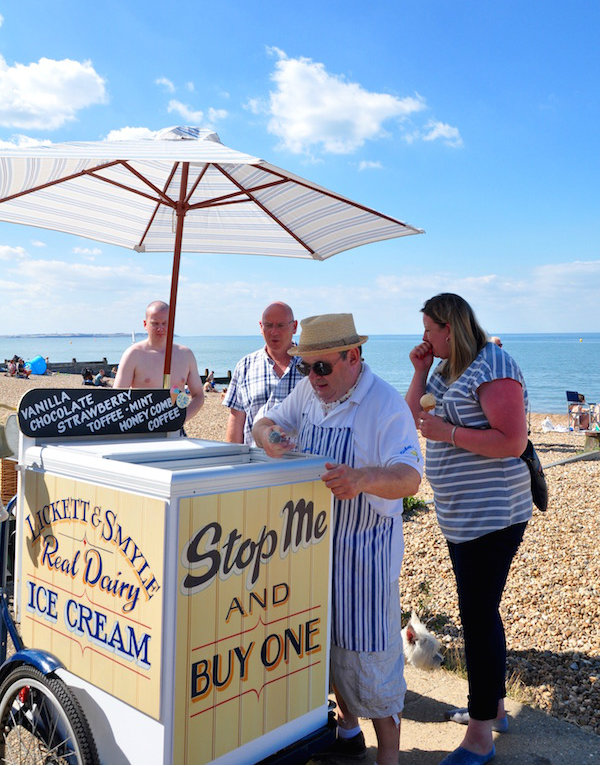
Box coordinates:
[296,356,342,377]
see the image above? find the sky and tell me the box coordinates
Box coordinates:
[0,0,599,337]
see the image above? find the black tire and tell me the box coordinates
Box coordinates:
[0,665,98,764]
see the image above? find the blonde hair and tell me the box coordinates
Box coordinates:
[421,293,488,382]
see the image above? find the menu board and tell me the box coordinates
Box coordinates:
[18,388,186,437]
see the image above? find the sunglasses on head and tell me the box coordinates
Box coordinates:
[296,355,343,377]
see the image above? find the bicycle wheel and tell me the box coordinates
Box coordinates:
[0,665,98,764]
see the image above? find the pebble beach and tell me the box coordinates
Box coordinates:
[1,372,599,736]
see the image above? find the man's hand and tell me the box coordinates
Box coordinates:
[253,418,295,457]
[323,461,421,500]
[322,462,363,499]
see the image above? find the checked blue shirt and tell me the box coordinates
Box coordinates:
[222,347,303,445]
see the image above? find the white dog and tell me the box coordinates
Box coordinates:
[401,611,444,670]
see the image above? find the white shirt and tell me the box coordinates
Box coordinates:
[265,363,423,578]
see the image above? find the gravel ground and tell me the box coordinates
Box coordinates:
[2,377,599,734]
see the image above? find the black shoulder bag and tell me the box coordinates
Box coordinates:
[520,439,548,512]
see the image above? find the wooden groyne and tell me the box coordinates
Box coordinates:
[46,358,118,375]
[46,359,232,385]
[202,369,232,385]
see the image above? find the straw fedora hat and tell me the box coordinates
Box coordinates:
[288,313,368,357]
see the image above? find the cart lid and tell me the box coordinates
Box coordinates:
[41,437,249,464]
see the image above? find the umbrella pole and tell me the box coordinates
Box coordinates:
[163,163,189,389]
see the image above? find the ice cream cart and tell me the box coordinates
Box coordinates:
[3,388,334,764]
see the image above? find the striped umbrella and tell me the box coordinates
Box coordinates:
[0,126,423,385]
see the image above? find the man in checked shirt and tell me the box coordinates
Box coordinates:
[222,301,302,445]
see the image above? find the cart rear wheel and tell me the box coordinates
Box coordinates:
[0,665,98,764]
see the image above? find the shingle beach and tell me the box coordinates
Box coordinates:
[1,372,598,735]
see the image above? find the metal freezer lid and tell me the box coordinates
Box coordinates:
[31,437,250,463]
[21,437,328,499]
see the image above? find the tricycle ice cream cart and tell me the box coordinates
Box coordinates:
[0,388,335,764]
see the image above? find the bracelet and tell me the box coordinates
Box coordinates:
[450,425,458,447]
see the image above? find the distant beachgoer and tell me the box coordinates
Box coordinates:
[203,370,216,393]
[6,359,16,377]
[82,367,94,385]
[114,300,204,421]
[94,369,107,386]
[17,358,30,379]
[569,403,590,430]
[407,293,531,765]
[222,301,302,445]
[490,336,502,347]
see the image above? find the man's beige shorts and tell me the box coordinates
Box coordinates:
[329,582,407,719]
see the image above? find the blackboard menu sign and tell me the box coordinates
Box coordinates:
[18,389,186,438]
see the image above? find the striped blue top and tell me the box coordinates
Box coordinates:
[426,342,533,543]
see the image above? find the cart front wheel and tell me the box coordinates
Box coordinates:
[0,665,98,764]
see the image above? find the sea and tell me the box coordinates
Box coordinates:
[2,333,599,415]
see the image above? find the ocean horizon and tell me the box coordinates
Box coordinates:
[2,332,599,415]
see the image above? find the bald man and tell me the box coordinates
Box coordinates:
[222,301,302,444]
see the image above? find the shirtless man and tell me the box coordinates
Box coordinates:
[114,300,204,421]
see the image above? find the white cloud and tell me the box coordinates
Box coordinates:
[532,259,600,285]
[73,246,102,256]
[358,160,383,171]
[164,101,226,126]
[265,49,426,154]
[167,99,204,123]
[155,76,175,93]
[104,126,158,141]
[185,82,195,92]
[422,120,463,148]
[1,230,595,335]
[0,14,4,27]
[0,252,170,333]
[208,107,228,122]
[0,134,52,149]
[180,260,596,335]
[369,260,600,332]
[0,245,27,261]
[244,97,264,115]
[0,55,107,130]
[31,240,46,248]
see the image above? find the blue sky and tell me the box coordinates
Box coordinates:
[0,0,598,337]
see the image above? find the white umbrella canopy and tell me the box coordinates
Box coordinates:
[0,126,423,384]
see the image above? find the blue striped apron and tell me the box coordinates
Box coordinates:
[298,416,393,652]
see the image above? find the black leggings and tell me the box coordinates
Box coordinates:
[447,522,527,721]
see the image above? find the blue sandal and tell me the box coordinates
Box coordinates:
[440,744,496,765]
